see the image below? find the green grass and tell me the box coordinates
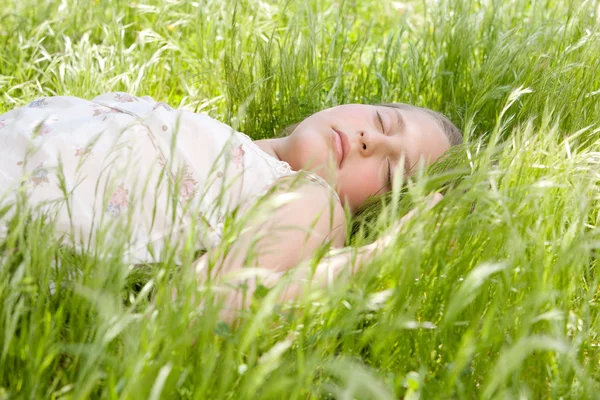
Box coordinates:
[1,0,600,398]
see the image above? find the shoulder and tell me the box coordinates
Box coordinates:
[217,176,346,273]
[268,176,346,247]
[294,179,343,213]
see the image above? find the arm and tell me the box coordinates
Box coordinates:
[194,186,442,319]
[255,192,444,301]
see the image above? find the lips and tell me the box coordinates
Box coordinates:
[332,127,349,167]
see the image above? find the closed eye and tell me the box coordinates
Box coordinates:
[376,110,386,135]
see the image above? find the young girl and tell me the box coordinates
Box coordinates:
[0,92,461,311]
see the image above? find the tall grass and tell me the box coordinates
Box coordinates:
[1,0,600,398]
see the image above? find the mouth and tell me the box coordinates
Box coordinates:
[332,127,349,168]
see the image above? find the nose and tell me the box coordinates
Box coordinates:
[358,130,386,157]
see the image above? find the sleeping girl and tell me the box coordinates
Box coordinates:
[0,92,462,315]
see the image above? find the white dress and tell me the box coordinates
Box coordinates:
[0,92,339,263]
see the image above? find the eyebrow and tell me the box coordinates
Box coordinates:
[393,108,407,134]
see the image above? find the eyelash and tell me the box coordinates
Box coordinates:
[376,110,386,135]
[376,111,392,183]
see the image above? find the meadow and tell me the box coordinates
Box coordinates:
[1,0,600,398]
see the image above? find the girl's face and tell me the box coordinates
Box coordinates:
[284,104,451,210]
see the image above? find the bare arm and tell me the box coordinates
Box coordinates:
[193,184,442,320]
[237,192,443,302]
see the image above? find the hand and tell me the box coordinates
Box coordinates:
[376,192,444,249]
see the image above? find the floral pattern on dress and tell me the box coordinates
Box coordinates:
[107,183,129,217]
[28,98,50,108]
[114,93,137,103]
[75,146,93,157]
[179,166,198,201]
[34,122,52,136]
[92,106,120,120]
[231,144,245,169]
[0,120,7,129]
[30,163,49,187]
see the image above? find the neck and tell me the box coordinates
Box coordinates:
[254,137,288,165]
[254,137,335,183]
[254,137,342,199]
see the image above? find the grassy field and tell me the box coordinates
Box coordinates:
[1,0,600,398]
